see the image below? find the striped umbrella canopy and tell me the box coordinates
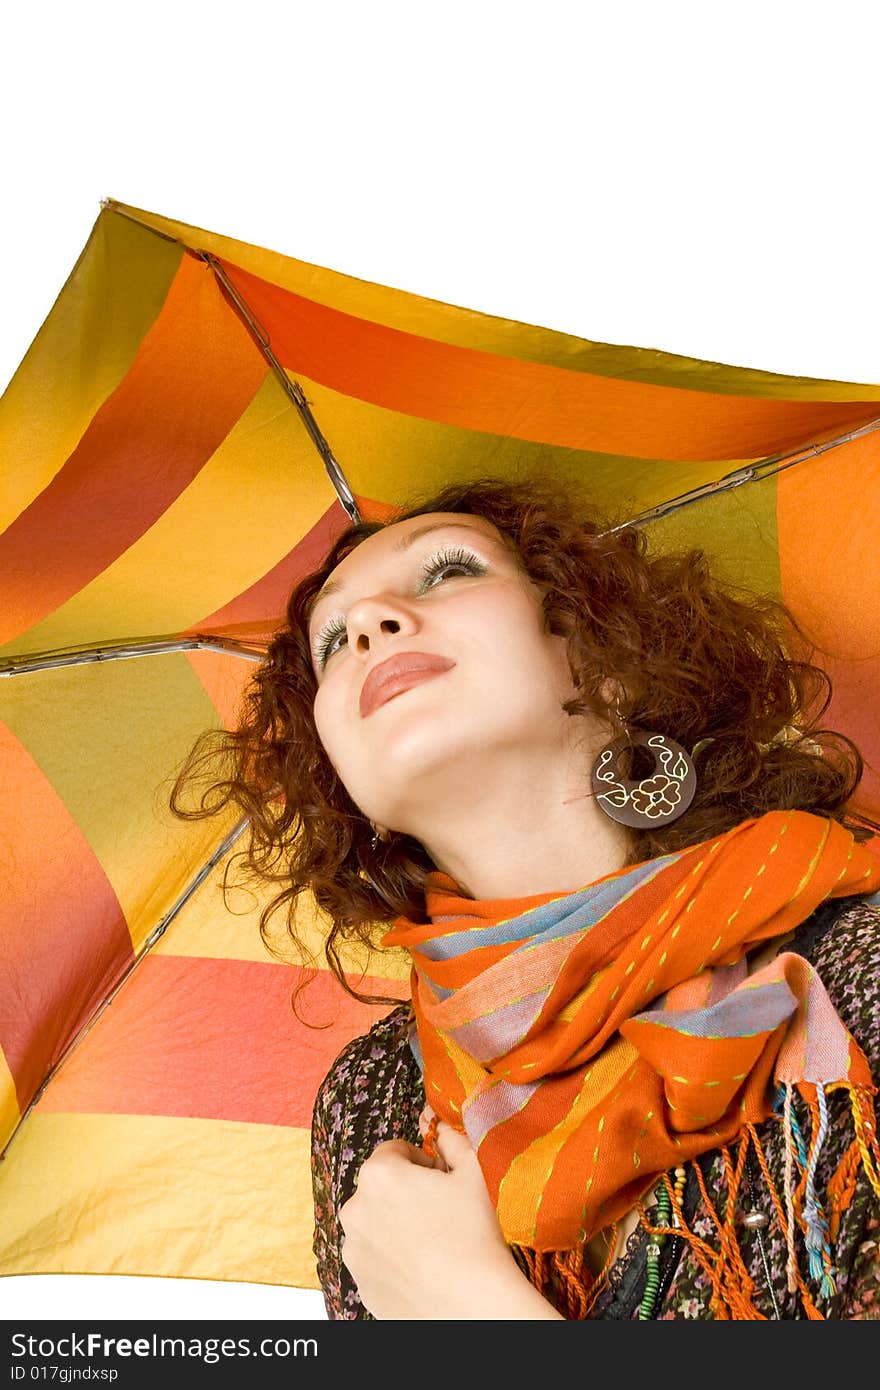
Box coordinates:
[1,197,878,1294]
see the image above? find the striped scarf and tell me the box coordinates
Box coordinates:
[382,810,880,1259]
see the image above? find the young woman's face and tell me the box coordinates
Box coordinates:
[307,511,588,830]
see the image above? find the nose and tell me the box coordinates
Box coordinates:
[346,591,420,657]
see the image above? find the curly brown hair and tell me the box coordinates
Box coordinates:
[169,471,875,1008]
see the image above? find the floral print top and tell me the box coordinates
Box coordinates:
[310,894,880,1319]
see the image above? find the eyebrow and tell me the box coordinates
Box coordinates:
[308,521,493,628]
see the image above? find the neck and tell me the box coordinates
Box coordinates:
[400,748,634,900]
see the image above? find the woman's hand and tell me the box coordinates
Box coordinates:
[338,1119,563,1320]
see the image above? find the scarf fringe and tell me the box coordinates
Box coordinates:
[850,1084,880,1196]
[514,1082,879,1319]
[514,1235,617,1320]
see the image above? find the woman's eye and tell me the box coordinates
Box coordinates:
[314,546,486,669]
[423,560,472,586]
[315,621,347,667]
[419,547,486,590]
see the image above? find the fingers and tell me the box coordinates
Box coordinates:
[430,1119,477,1170]
[354,1136,445,1180]
[405,1142,444,1170]
[359,1137,422,1165]
[361,1125,474,1175]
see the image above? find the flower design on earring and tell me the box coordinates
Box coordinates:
[630,774,683,819]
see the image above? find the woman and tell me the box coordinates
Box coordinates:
[171,473,880,1319]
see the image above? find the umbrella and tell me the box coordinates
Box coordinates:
[1,197,878,1295]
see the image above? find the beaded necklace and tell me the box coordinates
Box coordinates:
[638,1166,687,1319]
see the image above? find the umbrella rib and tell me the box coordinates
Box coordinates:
[99,197,182,244]
[196,250,361,525]
[0,635,268,677]
[598,414,880,535]
[0,815,252,1163]
[5,413,879,676]
[100,198,361,524]
[98,201,880,542]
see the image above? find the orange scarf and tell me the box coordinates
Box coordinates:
[382,810,880,1256]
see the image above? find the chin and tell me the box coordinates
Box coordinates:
[376,711,479,768]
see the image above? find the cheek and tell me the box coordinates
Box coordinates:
[312,681,365,780]
[509,627,579,708]
[490,602,570,683]
[312,686,340,762]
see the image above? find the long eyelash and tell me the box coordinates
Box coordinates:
[313,545,487,668]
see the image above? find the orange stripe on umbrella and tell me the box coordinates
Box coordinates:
[0,256,268,647]
[0,718,135,1103]
[33,954,409,1130]
[224,257,880,462]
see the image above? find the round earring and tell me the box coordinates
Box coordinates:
[590,729,697,828]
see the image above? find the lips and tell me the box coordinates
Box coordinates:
[359,651,456,718]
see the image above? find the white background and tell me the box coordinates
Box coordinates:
[3,0,879,1323]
